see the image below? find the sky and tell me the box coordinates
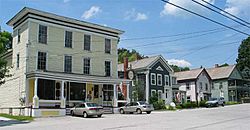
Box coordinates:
[0,0,250,69]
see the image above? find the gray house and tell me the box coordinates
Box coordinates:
[207,65,250,102]
[118,55,175,104]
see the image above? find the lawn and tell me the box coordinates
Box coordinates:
[0,113,34,121]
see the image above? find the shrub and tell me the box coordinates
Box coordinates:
[199,100,207,107]
[153,99,166,110]
[176,105,182,109]
[182,102,198,108]
[166,105,175,110]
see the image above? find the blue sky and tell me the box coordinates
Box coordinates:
[0,0,250,69]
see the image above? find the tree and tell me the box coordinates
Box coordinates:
[132,81,145,102]
[0,31,12,85]
[118,48,148,63]
[219,63,229,67]
[236,37,250,71]
[170,65,190,72]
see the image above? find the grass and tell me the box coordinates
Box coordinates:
[0,113,34,121]
[225,101,240,105]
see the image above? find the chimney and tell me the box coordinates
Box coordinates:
[123,57,128,79]
[215,64,219,68]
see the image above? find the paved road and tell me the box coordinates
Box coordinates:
[1,104,250,130]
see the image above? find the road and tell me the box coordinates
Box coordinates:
[1,104,250,130]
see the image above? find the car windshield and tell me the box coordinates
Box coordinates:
[209,98,218,101]
[138,101,149,105]
[86,103,99,107]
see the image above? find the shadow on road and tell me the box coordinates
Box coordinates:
[0,120,29,127]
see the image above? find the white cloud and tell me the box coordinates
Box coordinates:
[160,0,214,17]
[125,9,148,21]
[63,0,70,3]
[224,0,250,19]
[81,6,101,20]
[167,59,192,67]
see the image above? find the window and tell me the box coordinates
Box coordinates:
[212,83,214,89]
[158,90,162,99]
[83,58,90,74]
[38,25,47,44]
[37,51,47,70]
[65,31,72,48]
[94,85,99,98]
[199,82,203,91]
[165,90,168,98]
[205,83,208,91]
[151,73,156,85]
[38,79,55,100]
[151,89,156,97]
[186,83,190,90]
[105,38,111,54]
[172,77,177,85]
[187,96,191,102]
[17,29,21,43]
[219,82,223,89]
[16,54,20,69]
[165,75,169,86]
[105,61,111,76]
[103,84,113,101]
[64,55,72,73]
[70,82,86,100]
[84,34,91,51]
[157,74,162,86]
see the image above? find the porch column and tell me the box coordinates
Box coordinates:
[127,84,130,103]
[145,71,149,103]
[33,78,39,108]
[61,81,66,108]
[113,84,117,107]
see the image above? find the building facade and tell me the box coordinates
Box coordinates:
[207,65,250,102]
[118,55,175,104]
[174,68,212,102]
[0,7,130,117]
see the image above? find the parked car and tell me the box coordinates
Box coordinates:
[120,101,154,114]
[205,97,225,107]
[70,102,103,118]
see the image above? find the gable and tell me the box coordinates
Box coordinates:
[148,56,173,73]
[229,68,243,79]
[150,61,170,74]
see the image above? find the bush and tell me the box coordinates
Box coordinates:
[198,100,207,107]
[176,105,182,109]
[153,99,166,110]
[166,105,175,110]
[182,102,198,108]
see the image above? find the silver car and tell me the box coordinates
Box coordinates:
[206,97,225,107]
[120,101,154,114]
[70,102,103,118]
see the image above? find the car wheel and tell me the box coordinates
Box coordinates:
[146,111,151,114]
[222,104,224,107]
[120,109,125,114]
[136,109,142,114]
[83,112,88,118]
[97,114,102,118]
[71,110,74,116]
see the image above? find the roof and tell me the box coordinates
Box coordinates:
[118,56,159,71]
[7,7,124,35]
[174,68,204,81]
[118,55,174,72]
[206,65,236,80]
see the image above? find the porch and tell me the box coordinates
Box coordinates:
[26,71,131,117]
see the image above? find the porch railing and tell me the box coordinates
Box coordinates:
[0,106,32,117]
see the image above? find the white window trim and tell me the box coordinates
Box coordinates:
[83,57,91,75]
[104,60,112,77]
[151,73,156,85]
[104,38,112,54]
[63,55,73,73]
[165,75,169,86]
[151,89,156,97]
[64,30,73,48]
[36,51,48,71]
[37,24,48,44]
[16,53,20,69]
[158,90,163,99]
[157,74,162,86]
[83,34,92,51]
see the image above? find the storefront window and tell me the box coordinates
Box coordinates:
[103,84,113,101]
[38,79,55,100]
[70,82,86,101]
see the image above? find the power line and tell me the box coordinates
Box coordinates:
[191,0,250,28]
[161,0,250,36]
[201,0,250,25]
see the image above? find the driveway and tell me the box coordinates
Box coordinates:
[1,104,250,130]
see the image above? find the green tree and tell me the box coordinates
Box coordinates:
[170,65,190,72]
[219,63,229,67]
[118,48,147,63]
[0,31,12,85]
[236,37,250,71]
[132,81,145,102]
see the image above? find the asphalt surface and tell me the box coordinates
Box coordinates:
[1,104,250,130]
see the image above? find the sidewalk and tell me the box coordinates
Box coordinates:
[0,117,11,121]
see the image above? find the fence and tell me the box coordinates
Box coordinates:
[0,106,32,117]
